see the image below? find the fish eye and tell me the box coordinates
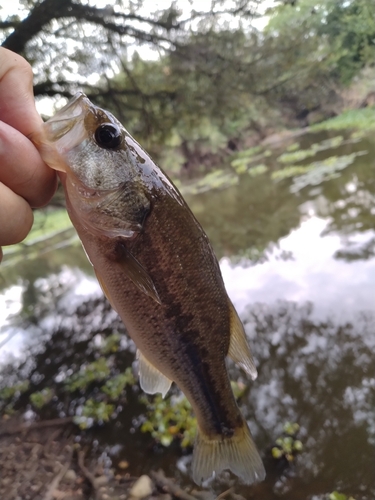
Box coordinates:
[94,123,122,149]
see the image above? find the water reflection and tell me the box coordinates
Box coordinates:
[240,300,375,496]
[221,216,375,322]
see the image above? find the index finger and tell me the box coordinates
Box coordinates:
[0,48,42,136]
[0,48,57,206]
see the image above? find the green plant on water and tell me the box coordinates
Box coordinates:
[289,151,367,193]
[231,157,268,176]
[30,388,54,409]
[235,145,264,159]
[182,169,238,195]
[248,164,268,177]
[271,422,303,462]
[141,393,196,448]
[286,142,300,152]
[65,357,111,392]
[101,368,135,399]
[277,135,345,166]
[99,333,122,354]
[0,380,30,401]
[278,148,317,164]
[273,151,367,189]
[74,399,115,429]
[329,492,356,500]
[311,107,375,132]
[140,380,246,448]
[272,165,311,181]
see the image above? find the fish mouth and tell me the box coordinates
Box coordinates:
[44,92,90,143]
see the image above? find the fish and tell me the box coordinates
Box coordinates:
[31,92,266,485]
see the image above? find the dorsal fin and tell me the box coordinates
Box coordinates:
[227,301,258,380]
[137,350,172,398]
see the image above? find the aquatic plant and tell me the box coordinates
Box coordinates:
[65,357,111,392]
[248,164,268,177]
[101,369,135,399]
[286,142,300,152]
[0,380,29,401]
[140,381,246,448]
[99,332,122,354]
[277,136,345,165]
[329,492,356,500]
[311,108,375,132]
[74,399,115,428]
[271,422,303,462]
[181,169,238,195]
[272,165,310,180]
[277,148,317,164]
[30,388,54,409]
[289,152,367,193]
[141,393,196,448]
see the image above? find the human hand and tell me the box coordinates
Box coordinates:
[0,48,57,263]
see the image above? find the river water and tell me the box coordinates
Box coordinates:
[0,129,374,499]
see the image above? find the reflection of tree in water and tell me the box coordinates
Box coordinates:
[189,170,301,262]
[314,137,375,261]
[237,301,375,497]
[189,134,375,266]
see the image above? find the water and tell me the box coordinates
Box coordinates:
[0,129,374,499]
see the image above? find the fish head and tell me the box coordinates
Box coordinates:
[32,92,152,239]
[35,92,138,191]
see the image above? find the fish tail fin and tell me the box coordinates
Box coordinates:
[192,419,265,485]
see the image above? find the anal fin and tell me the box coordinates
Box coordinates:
[137,350,172,398]
[227,301,258,380]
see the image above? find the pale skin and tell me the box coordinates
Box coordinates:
[0,48,57,262]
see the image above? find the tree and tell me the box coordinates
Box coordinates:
[0,0,261,99]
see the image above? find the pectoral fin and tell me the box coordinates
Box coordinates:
[118,249,161,305]
[137,350,172,398]
[228,301,258,380]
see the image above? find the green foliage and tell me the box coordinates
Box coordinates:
[236,146,264,159]
[329,492,356,500]
[277,136,346,165]
[181,170,238,195]
[101,368,135,399]
[99,333,122,354]
[231,146,269,175]
[74,399,115,429]
[271,422,303,462]
[278,149,317,164]
[248,165,268,177]
[272,165,310,180]
[319,0,375,84]
[286,142,300,152]
[141,393,196,448]
[65,358,111,392]
[30,388,54,409]
[140,381,246,448]
[289,152,367,193]
[311,108,375,132]
[0,380,29,400]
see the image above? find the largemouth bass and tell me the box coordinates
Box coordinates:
[32,93,265,485]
